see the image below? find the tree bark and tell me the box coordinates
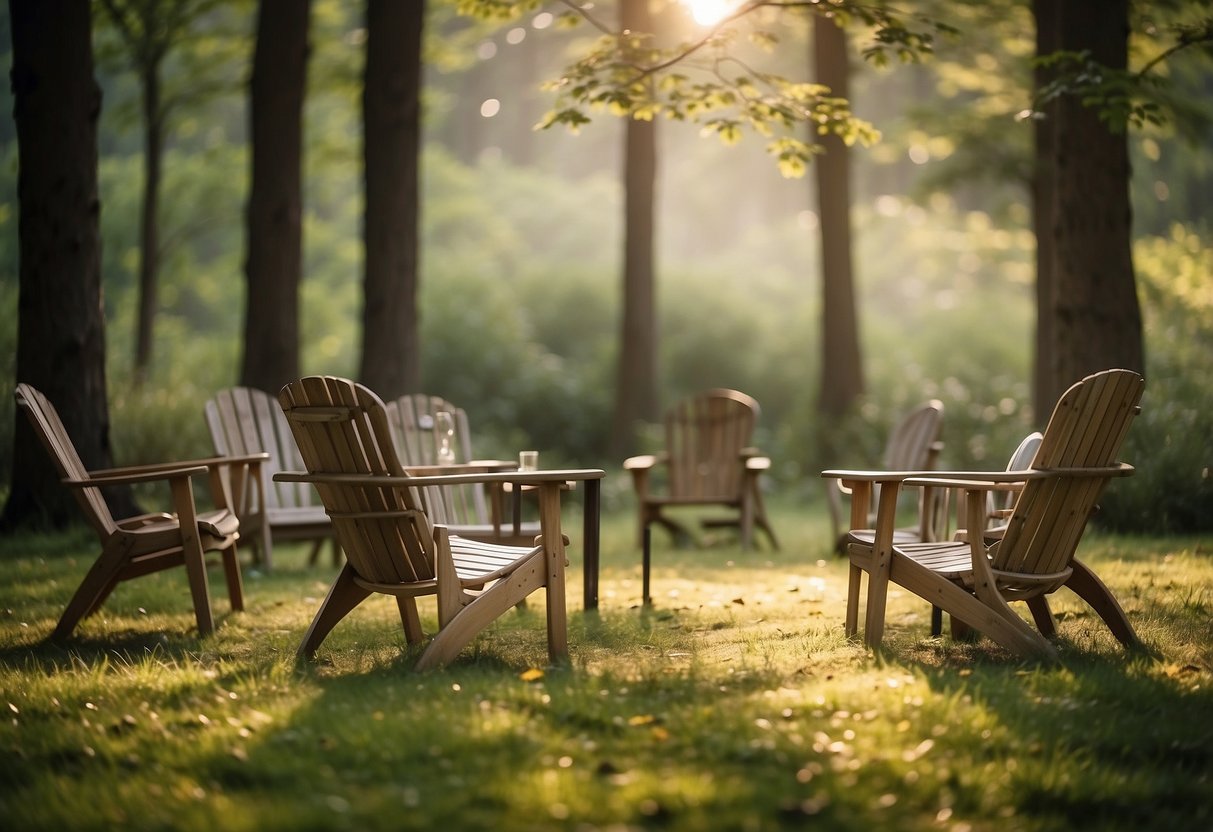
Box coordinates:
[359,0,424,398]
[134,59,162,385]
[2,0,121,530]
[813,14,863,426]
[1031,0,1059,419]
[610,0,659,457]
[1049,0,1143,396]
[241,0,310,394]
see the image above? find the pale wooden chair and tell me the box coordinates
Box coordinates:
[16,384,261,638]
[383,394,540,548]
[827,369,1144,660]
[825,399,946,554]
[624,388,778,553]
[275,376,602,669]
[205,386,337,570]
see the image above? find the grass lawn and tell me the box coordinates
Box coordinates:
[1,500,1211,831]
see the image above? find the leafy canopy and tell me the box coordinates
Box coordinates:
[454,0,956,177]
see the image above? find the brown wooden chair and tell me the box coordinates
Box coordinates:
[205,386,337,570]
[275,376,601,669]
[16,383,260,638]
[624,388,778,553]
[825,399,946,554]
[383,394,541,548]
[826,369,1144,660]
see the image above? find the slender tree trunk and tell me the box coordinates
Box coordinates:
[3,0,125,530]
[610,0,659,457]
[813,14,863,427]
[1050,0,1143,393]
[133,61,162,386]
[241,0,310,393]
[360,0,424,398]
[1031,0,1060,419]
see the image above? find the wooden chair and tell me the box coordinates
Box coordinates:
[383,394,540,548]
[276,376,600,669]
[205,386,337,570]
[16,384,260,638]
[825,399,945,553]
[624,388,778,553]
[827,369,1144,660]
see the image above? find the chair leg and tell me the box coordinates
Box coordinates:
[415,552,546,671]
[52,536,137,640]
[1066,558,1140,648]
[396,597,424,644]
[930,605,943,637]
[538,484,569,663]
[171,478,216,638]
[221,542,245,612]
[258,519,273,572]
[297,563,372,658]
[845,563,862,637]
[1026,596,1055,638]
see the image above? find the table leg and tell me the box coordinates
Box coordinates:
[582,477,601,611]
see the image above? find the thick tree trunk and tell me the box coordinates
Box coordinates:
[241,0,310,394]
[133,62,161,386]
[610,0,659,457]
[1049,0,1143,395]
[2,0,123,530]
[1031,0,1059,419]
[359,0,424,398]
[813,15,863,425]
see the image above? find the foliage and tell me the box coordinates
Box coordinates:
[0,517,1211,830]
[1097,225,1213,533]
[1032,13,1213,132]
[456,0,956,177]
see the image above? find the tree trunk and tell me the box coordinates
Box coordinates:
[1049,0,1143,394]
[2,0,124,530]
[359,0,424,398]
[241,0,310,394]
[1031,0,1060,419]
[133,60,162,386]
[813,14,864,427]
[610,0,659,457]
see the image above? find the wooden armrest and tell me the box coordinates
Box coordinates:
[904,464,1132,490]
[744,456,771,472]
[65,464,209,487]
[820,468,938,484]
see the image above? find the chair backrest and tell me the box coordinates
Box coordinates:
[664,389,759,501]
[205,386,318,512]
[278,376,436,583]
[882,400,945,470]
[995,431,1044,515]
[383,394,474,466]
[14,383,116,539]
[994,369,1144,576]
[383,394,491,527]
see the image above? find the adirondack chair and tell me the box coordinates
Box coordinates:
[825,400,946,553]
[383,394,540,548]
[624,389,778,553]
[826,369,1144,660]
[15,384,259,638]
[205,386,337,570]
[275,376,604,669]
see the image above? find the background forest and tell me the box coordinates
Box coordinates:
[0,0,1210,531]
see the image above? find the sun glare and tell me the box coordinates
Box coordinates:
[684,0,737,26]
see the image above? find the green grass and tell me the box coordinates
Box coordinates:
[1,502,1211,831]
